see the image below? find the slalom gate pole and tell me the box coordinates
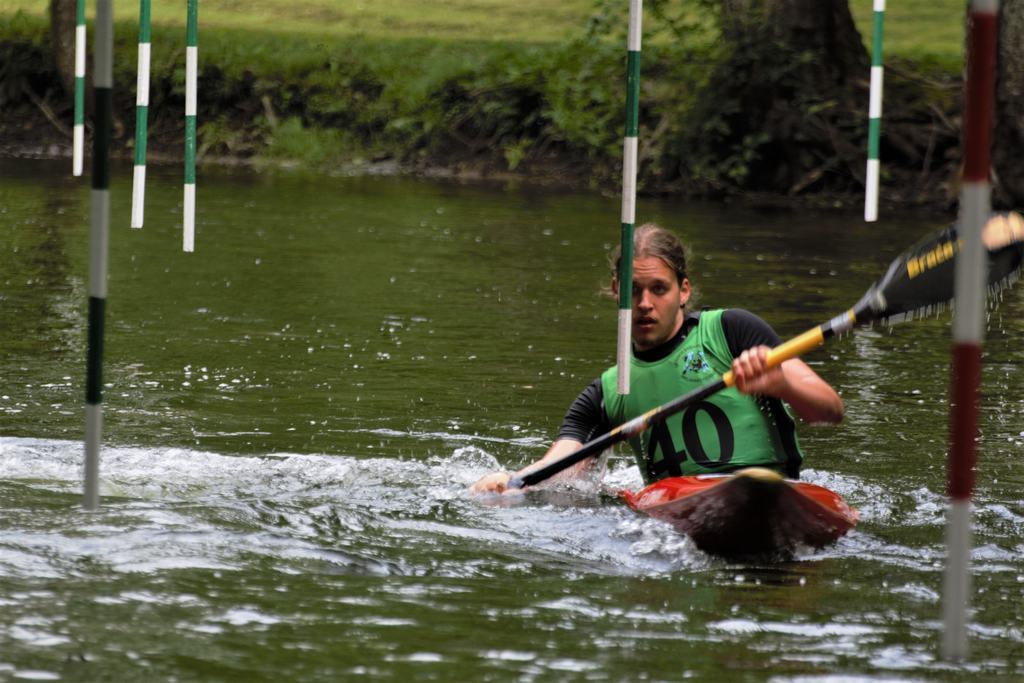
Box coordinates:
[73,0,86,176]
[84,0,113,511]
[864,0,886,222]
[131,0,152,229]
[616,0,642,395]
[183,0,198,252]
[941,0,998,661]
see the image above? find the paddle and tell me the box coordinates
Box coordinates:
[507,212,1024,490]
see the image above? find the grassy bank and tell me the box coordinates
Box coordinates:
[0,0,966,202]
[0,0,964,53]
[0,0,595,43]
[0,0,962,56]
[850,0,963,70]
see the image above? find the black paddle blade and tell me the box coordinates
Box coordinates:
[854,211,1024,325]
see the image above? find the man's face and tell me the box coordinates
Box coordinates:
[622,256,691,352]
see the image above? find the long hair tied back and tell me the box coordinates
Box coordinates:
[609,223,689,285]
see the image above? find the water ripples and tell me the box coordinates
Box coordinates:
[2,432,1022,679]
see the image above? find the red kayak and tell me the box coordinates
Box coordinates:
[620,467,857,559]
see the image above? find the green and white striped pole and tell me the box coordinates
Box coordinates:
[131,0,152,228]
[84,0,113,511]
[864,0,886,222]
[183,0,198,252]
[72,0,86,176]
[617,0,642,395]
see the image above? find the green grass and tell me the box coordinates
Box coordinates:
[0,0,593,43]
[1,0,966,63]
[848,0,964,70]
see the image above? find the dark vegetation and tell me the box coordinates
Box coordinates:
[0,2,988,212]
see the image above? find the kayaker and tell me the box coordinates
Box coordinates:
[470,223,844,494]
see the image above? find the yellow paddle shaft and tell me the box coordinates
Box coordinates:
[722,325,826,388]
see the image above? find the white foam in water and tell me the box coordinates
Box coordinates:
[0,436,363,500]
[0,436,669,577]
[0,435,959,578]
[0,436,430,578]
[708,618,879,638]
[9,670,62,681]
[600,459,645,490]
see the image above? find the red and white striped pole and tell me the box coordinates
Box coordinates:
[941,0,998,661]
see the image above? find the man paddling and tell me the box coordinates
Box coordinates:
[471,223,843,493]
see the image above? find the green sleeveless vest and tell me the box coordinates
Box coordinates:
[601,309,803,483]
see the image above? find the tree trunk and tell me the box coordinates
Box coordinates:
[683,0,869,194]
[720,0,868,86]
[762,0,868,87]
[995,0,1024,207]
[49,0,77,98]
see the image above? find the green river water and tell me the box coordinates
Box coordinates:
[2,158,1023,681]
